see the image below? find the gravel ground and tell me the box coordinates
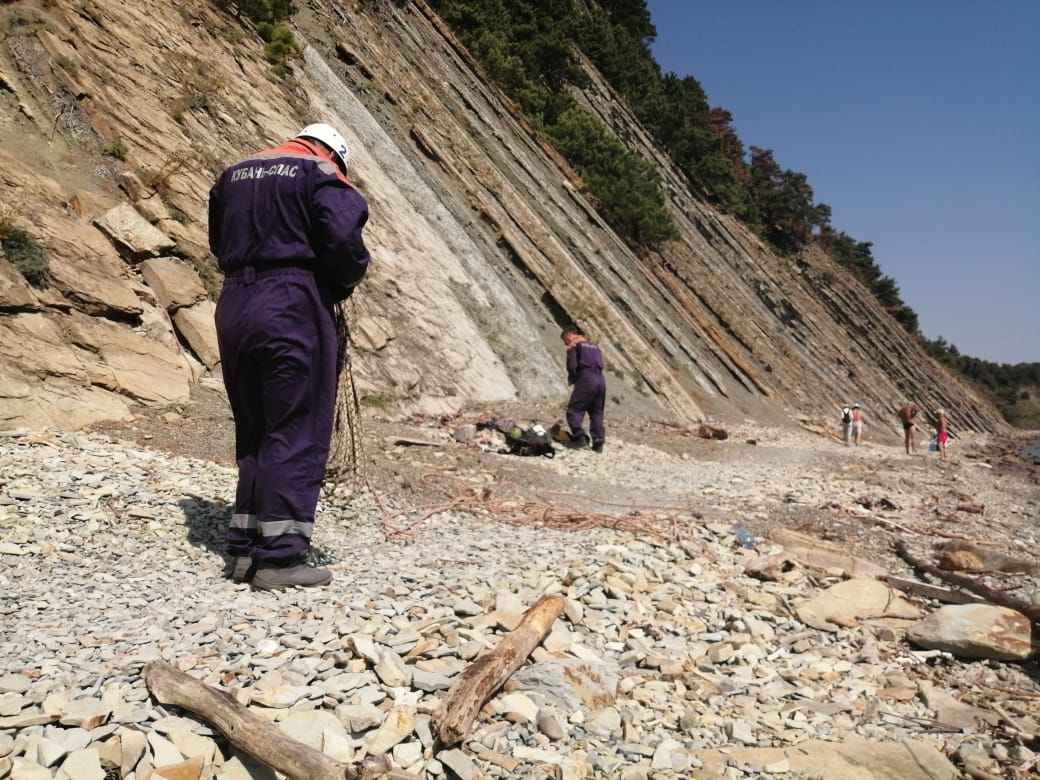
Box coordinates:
[3,395,1039,779]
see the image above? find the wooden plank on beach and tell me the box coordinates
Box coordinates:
[894,541,1040,624]
[885,576,985,606]
[144,662,399,779]
[433,594,565,747]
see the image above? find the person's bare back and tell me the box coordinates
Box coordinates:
[850,405,865,445]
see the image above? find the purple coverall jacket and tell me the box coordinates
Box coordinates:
[208,138,370,299]
[567,340,605,388]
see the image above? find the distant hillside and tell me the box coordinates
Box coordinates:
[924,338,1040,428]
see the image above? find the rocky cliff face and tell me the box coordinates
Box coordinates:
[0,0,1005,434]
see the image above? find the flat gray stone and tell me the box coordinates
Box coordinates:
[907,604,1033,661]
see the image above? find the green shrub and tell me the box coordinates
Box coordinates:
[170,85,219,122]
[0,223,50,288]
[55,55,79,77]
[216,0,294,25]
[103,138,128,160]
[214,0,299,74]
[259,23,301,65]
[165,55,225,123]
[1002,398,1040,429]
[427,0,675,249]
[190,257,222,299]
[546,105,677,246]
[360,392,393,410]
[4,5,44,33]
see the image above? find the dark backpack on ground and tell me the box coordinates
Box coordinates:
[479,418,555,458]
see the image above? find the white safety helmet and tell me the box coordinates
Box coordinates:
[296,123,350,174]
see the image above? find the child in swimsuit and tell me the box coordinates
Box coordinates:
[935,409,949,461]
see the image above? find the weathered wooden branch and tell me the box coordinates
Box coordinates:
[865,515,918,536]
[144,662,396,780]
[768,527,888,579]
[391,437,443,448]
[935,540,1036,574]
[433,594,565,747]
[991,702,1039,743]
[885,575,986,606]
[894,541,1040,623]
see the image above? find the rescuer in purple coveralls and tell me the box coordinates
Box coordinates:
[561,326,606,453]
[209,123,370,590]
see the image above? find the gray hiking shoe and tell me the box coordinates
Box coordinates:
[253,560,332,590]
[230,556,256,583]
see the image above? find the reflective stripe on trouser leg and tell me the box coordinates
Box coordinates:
[228,514,315,561]
[226,513,260,558]
[255,517,315,560]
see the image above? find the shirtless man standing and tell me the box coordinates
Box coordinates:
[850,404,865,446]
[897,402,919,455]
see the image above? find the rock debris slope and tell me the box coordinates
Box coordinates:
[0,0,1006,432]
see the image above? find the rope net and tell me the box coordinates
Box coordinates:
[326,299,365,487]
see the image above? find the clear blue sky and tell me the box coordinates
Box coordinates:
[646,1,1039,364]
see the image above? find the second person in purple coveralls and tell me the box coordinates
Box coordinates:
[562,326,607,453]
[209,123,371,590]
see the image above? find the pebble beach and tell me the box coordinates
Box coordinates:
[1,408,1038,779]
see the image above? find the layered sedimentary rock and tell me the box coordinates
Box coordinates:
[296,1,1002,432]
[0,0,1005,433]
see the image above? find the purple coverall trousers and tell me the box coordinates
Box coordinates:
[215,267,338,562]
[567,376,607,444]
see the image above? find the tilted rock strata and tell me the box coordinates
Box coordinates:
[0,0,1007,432]
[298,0,1004,431]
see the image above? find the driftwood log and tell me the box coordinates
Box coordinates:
[144,662,397,780]
[894,541,1040,623]
[433,594,565,747]
[885,575,986,606]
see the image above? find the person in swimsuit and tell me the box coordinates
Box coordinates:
[850,404,865,446]
[934,408,949,461]
[897,402,919,455]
